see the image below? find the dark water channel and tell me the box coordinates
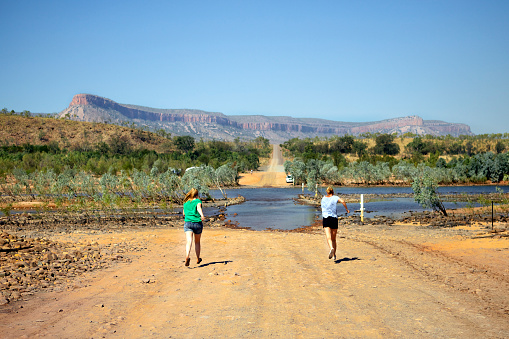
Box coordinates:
[210,186,509,231]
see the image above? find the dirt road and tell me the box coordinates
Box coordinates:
[2,224,508,338]
[238,144,288,187]
[2,145,509,338]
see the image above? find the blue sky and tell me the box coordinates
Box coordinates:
[1,1,508,134]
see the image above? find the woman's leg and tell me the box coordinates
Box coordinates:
[185,231,194,260]
[324,227,333,250]
[331,228,338,258]
[194,233,201,261]
[324,226,335,258]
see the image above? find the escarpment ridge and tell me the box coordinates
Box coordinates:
[58,94,473,142]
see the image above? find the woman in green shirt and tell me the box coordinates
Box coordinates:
[183,188,205,267]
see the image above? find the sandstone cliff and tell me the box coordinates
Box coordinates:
[58,94,473,142]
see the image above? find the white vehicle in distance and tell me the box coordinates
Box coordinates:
[286,175,294,183]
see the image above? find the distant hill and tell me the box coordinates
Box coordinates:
[57,94,474,142]
[0,114,172,153]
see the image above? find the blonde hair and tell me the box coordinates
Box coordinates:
[326,186,334,195]
[183,188,199,203]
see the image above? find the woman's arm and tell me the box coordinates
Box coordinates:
[197,203,205,221]
[338,198,350,214]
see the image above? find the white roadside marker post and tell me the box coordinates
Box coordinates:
[361,194,364,223]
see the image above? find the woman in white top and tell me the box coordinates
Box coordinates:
[321,186,349,260]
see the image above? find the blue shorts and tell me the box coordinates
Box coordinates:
[184,221,203,234]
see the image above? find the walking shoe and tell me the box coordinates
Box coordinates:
[197,258,202,265]
[185,258,190,267]
[329,248,335,259]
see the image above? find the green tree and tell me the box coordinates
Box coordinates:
[174,135,195,153]
[108,133,132,155]
[352,140,368,157]
[372,134,400,155]
[405,137,430,155]
[412,170,447,216]
[392,160,417,183]
[426,151,440,167]
[330,135,354,153]
[254,136,270,149]
[331,152,347,169]
[286,159,306,185]
[495,141,505,154]
[465,140,474,156]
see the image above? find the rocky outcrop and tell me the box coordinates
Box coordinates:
[66,94,235,125]
[422,120,472,136]
[58,94,474,140]
[350,116,424,135]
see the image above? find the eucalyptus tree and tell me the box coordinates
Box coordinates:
[373,162,391,184]
[353,161,375,184]
[117,170,133,197]
[305,159,323,193]
[181,167,210,198]
[338,162,357,184]
[477,152,495,181]
[132,169,154,201]
[0,177,15,203]
[12,168,32,198]
[33,169,56,199]
[158,169,183,201]
[99,172,120,201]
[215,164,237,186]
[199,164,236,198]
[51,170,77,201]
[320,162,340,184]
[445,157,465,182]
[412,166,447,216]
[352,140,368,157]
[435,158,447,168]
[495,153,509,182]
[495,141,505,154]
[372,134,400,155]
[391,160,417,183]
[286,159,306,185]
[432,166,455,184]
[283,160,292,176]
[75,171,98,199]
[174,135,195,153]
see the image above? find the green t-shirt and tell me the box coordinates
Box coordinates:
[183,198,202,222]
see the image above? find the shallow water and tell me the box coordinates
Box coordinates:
[210,188,316,231]
[4,185,507,231]
[210,185,509,231]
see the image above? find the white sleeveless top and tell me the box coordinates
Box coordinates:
[321,195,340,218]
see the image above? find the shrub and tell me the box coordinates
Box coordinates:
[412,168,447,216]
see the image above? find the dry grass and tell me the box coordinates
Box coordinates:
[0,115,173,152]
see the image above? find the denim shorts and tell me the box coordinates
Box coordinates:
[184,221,203,234]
